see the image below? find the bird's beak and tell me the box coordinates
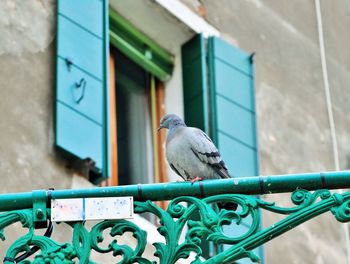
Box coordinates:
[157,125,164,132]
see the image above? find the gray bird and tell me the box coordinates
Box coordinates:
[157,114,231,182]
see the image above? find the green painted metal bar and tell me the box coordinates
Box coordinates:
[206,191,350,263]
[0,171,349,212]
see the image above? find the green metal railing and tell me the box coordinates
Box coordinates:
[1,171,350,263]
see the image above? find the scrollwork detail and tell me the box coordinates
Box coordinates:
[90,219,150,264]
[0,189,350,263]
[331,197,350,223]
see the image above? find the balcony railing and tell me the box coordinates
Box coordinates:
[1,171,350,263]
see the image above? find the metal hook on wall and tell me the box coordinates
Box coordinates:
[74,78,87,104]
[65,57,73,71]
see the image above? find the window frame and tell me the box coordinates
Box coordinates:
[104,18,173,185]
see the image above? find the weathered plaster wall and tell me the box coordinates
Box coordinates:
[0,0,75,193]
[321,0,350,170]
[185,0,350,263]
[0,0,84,259]
[0,0,55,55]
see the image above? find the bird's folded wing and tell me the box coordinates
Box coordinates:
[189,129,230,178]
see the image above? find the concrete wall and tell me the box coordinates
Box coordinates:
[0,0,76,192]
[1,0,350,263]
[0,0,74,260]
[183,0,350,263]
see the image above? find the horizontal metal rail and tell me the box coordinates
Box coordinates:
[0,170,349,212]
[1,170,350,263]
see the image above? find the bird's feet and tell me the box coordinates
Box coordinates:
[191,176,203,184]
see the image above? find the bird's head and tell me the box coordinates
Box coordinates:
[157,114,186,132]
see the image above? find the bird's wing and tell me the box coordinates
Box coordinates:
[188,128,231,179]
[166,127,194,181]
[169,163,187,181]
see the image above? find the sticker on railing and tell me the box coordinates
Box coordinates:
[51,197,134,222]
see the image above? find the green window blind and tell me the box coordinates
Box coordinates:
[109,8,173,82]
[55,0,109,182]
[182,35,263,263]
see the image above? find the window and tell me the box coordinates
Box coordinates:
[114,49,153,185]
[55,1,263,261]
[111,48,165,186]
[55,2,259,182]
[55,2,171,185]
[108,9,172,187]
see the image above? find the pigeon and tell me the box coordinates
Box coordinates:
[157,114,231,182]
[158,114,236,210]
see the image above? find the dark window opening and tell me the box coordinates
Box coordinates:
[113,48,154,186]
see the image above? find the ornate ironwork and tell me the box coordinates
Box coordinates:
[1,185,350,263]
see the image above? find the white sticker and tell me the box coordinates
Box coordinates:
[51,197,134,222]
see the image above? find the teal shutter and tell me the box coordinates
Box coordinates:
[56,0,109,181]
[208,36,262,263]
[208,37,258,177]
[182,35,263,262]
[182,35,259,178]
[182,34,209,133]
